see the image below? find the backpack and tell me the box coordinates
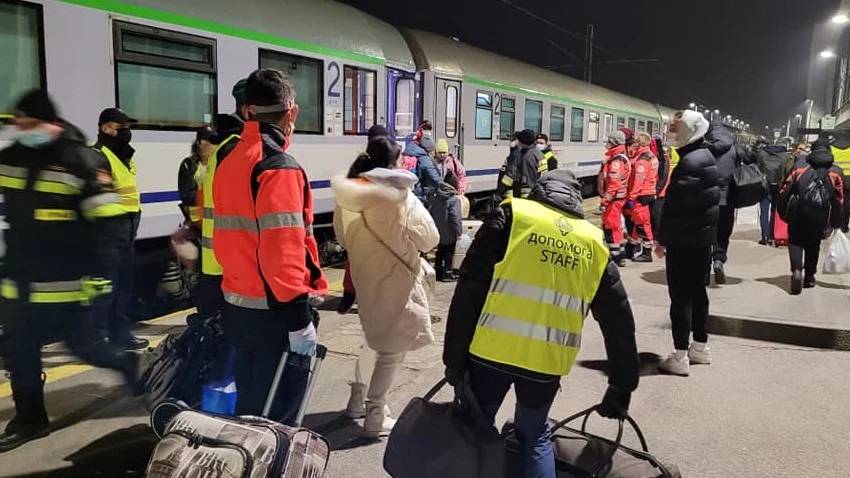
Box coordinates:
[794,167,833,222]
[401,155,419,176]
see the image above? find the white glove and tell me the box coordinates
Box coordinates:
[288,322,317,356]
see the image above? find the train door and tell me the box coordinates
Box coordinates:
[434,78,462,160]
[386,68,420,141]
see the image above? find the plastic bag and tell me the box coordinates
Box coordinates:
[458,233,473,250]
[823,231,850,275]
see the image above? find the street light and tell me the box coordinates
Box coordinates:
[832,13,849,24]
[820,49,837,58]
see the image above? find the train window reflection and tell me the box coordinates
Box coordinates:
[446,85,458,138]
[475,91,492,140]
[549,105,565,142]
[1,1,45,116]
[260,50,323,134]
[344,66,376,134]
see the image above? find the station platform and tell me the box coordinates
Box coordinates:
[1,199,850,477]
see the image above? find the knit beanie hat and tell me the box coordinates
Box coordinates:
[607,130,626,147]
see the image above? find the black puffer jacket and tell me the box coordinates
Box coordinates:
[443,170,639,393]
[705,122,754,206]
[657,138,720,247]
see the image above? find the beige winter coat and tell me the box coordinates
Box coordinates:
[332,168,440,354]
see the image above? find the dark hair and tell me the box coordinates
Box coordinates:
[245,69,296,124]
[347,137,401,178]
[419,120,432,131]
[536,133,549,142]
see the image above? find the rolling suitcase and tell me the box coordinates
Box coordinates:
[503,406,680,478]
[773,210,788,247]
[146,345,330,478]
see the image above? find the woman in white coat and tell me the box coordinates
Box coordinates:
[332,137,440,437]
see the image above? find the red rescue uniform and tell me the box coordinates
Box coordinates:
[599,144,631,248]
[212,121,327,329]
[627,146,659,243]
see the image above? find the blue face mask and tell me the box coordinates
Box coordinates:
[16,128,54,148]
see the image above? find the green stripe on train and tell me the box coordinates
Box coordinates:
[56,0,385,66]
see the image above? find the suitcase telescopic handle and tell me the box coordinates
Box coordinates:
[261,344,328,425]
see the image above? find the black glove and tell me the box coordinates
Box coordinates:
[445,367,464,387]
[597,386,631,420]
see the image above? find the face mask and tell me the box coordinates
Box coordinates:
[422,131,432,138]
[115,128,132,145]
[16,128,54,148]
[510,140,518,148]
[536,144,545,151]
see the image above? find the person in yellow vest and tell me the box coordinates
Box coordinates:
[829,134,850,232]
[92,108,147,350]
[178,126,216,228]
[443,170,639,478]
[535,133,558,172]
[196,79,248,319]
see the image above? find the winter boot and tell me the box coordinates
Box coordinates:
[803,275,816,289]
[632,246,653,263]
[791,270,803,295]
[363,402,396,438]
[624,242,636,260]
[346,382,367,419]
[337,292,356,314]
[713,260,726,285]
[0,380,50,453]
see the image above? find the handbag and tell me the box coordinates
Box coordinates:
[729,163,769,208]
[384,378,506,478]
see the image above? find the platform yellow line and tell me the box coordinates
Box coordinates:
[0,309,191,399]
[328,279,343,293]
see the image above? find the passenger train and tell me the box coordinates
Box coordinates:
[0,0,679,286]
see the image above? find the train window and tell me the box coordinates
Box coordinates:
[446,85,458,138]
[343,66,377,134]
[499,97,515,139]
[637,119,647,132]
[570,107,585,142]
[647,121,655,135]
[259,50,323,134]
[395,78,415,137]
[616,116,626,130]
[603,113,614,139]
[1,0,45,118]
[588,111,600,142]
[524,99,543,135]
[549,105,565,142]
[628,117,637,131]
[112,21,217,129]
[475,91,493,140]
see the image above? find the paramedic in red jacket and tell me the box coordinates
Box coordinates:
[213,69,328,424]
[599,130,631,266]
[626,132,659,263]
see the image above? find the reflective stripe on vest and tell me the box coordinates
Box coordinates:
[1,278,86,304]
[188,205,201,223]
[830,146,850,176]
[99,146,141,213]
[201,134,240,276]
[540,150,555,173]
[669,147,680,170]
[468,198,610,376]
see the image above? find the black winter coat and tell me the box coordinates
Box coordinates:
[705,123,754,206]
[777,148,845,247]
[443,170,639,393]
[657,139,720,247]
[503,145,543,198]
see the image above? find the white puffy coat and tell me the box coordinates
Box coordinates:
[332,168,440,353]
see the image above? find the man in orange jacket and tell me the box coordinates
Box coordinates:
[599,130,631,266]
[625,132,659,262]
[212,69,328,423]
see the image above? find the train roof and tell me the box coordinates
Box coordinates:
[116,0,416,71]
[402,29,668,121]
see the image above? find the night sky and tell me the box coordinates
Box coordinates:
[340,0,839,129]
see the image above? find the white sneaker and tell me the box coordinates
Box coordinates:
[362,403,396,438]
[345,382,366,419]
[688,342,712,365]
[659,352,690,376]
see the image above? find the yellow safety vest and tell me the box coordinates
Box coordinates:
[98,145,141,213]
[468,198,610,376]
[200,134,240,276]
[539,150,556,173]
[669,147,680,170]
[830,146,850,177]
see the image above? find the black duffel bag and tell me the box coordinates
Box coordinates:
[729,163,769,208]
[503,406,680,478]
[384,378,506,478]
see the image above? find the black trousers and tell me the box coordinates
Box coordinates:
[789,243,821,278]
[435,242,457,274]
[651,197,665,236]
[666,246,711,350]
[93,213,140,342]
[0,298,128,423]
[196,274,225,319]
[223,305,310,425]
[712,205,735,263]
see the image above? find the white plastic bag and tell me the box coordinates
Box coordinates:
[823,231,850,275]
[458,233,473,250]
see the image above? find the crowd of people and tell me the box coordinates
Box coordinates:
[1,66,847,478]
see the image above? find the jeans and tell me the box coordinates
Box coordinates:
[713,205,735,263]
[666,246,711,350]
[223,305,310,425]
[468,359,560,478]
[759,198,774,241]
[789,243,821,278]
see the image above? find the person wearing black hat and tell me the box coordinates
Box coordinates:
[501,128,545,199]
[178,126,217,227]
[0,90,140,452]
[195,79,250,321]
[92,107,148,351]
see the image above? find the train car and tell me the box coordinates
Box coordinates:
[401,29,674,197]
[1,0,681,308]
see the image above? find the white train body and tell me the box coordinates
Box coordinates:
[1,0,677,258]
